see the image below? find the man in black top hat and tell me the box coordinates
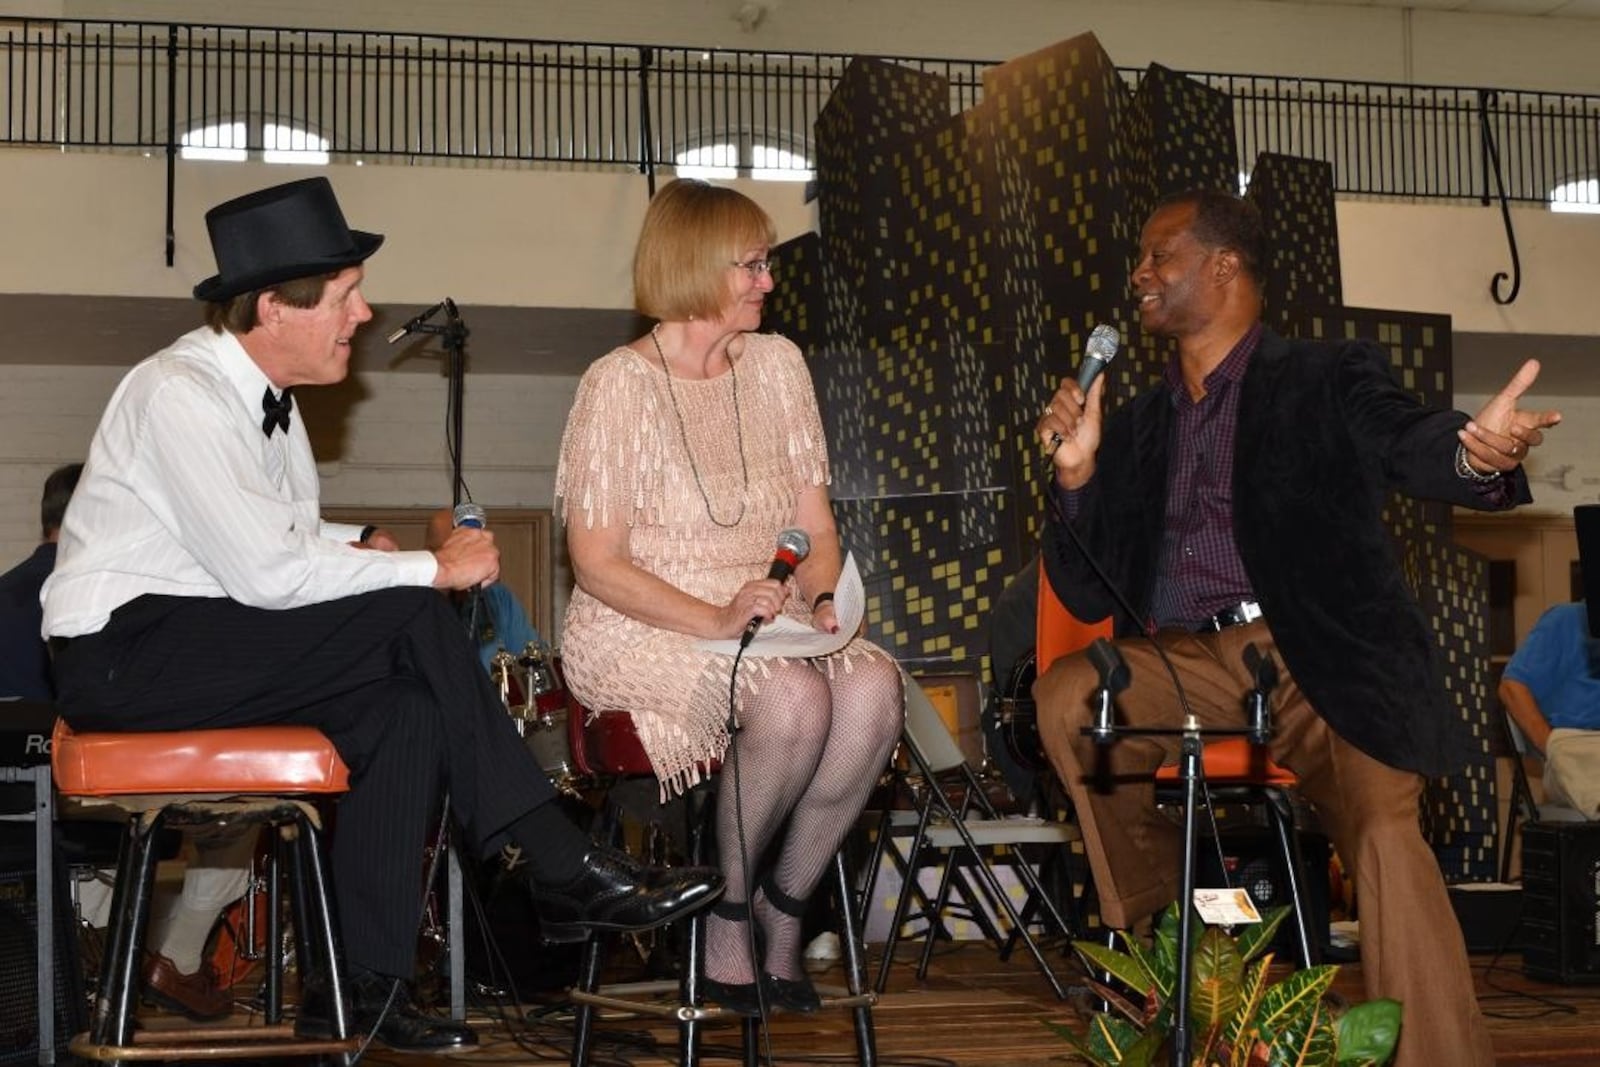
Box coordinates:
[43,177,724,1051]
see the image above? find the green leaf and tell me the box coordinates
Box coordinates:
[1235,906,1291,963]
[1223,955,1274,1067]
[1153,905,1183,983]
[1253,966,1339,1037]
[1189,926,1245,1037]
[1052,1012,1146,1066]
[1122,1028,1166,1067]
[1334,998,1402,1066]
[1125,935,1174,1002]
[1075,938,1157,999]
[1262,994,1338,1067]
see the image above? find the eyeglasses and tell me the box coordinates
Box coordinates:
[730,258,774,278]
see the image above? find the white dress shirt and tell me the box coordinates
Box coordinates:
[42,326,437,638]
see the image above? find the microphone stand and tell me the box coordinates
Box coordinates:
[1083,643,1276,1067]
[394,301,475,1023]
[395,300,478,636]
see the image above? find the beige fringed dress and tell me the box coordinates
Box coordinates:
[555,332,892,796]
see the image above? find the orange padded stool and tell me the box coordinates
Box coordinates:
[1154,737,1321,966]
[564,705,878,1067]
[52,719,360,1063]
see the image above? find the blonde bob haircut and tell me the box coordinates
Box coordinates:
[633,178,777,322]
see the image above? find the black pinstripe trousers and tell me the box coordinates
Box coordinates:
[52,587,557,976]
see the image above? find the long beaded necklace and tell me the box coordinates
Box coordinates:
[650,323,749,528]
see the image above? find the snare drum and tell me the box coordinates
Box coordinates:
[513,643,579,789]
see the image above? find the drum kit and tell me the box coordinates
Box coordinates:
[489,641,586,795]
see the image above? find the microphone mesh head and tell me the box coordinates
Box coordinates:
[1087,323,1120,362]
[775,527,811,561]
[452,502,487,529]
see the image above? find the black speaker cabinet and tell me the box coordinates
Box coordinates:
[1196,822,1331,965]
[0,835,86,1065]
[1522,821,1600,984]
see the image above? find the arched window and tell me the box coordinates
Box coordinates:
[1549,178,1600,214]
[674,140,813,182]
[675,142,737,180]
[263,123,330,165]
[180,121,247,162]
[179,121,329,165]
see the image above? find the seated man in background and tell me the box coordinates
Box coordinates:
[2,462,255,1020]
[423,507,543,670]
[42,176,722,1051]
[0,463,81,700]
[1499,581,1600,817]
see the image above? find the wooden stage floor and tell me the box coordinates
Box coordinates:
[361,939,1600,1066]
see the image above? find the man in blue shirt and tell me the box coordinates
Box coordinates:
[1500,599,1600,816]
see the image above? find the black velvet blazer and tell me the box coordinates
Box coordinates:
[1042,327,1530,776]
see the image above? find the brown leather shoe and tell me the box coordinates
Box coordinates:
[142,952,233,1021]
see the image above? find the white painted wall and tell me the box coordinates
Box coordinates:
[2,0,1597,630]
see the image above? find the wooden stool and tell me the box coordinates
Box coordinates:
[565,706,878,1067]
[51,719,360,1063]
[1153,737,1321,966]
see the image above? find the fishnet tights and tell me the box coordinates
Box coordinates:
[704,653,903,985]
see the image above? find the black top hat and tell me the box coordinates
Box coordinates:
[193,177,384,302]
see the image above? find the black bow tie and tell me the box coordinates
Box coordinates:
[261,387,295,438]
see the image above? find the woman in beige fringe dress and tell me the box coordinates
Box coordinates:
[555,178,904,1016]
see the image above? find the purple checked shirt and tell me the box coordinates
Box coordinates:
[1148,325,1261,630]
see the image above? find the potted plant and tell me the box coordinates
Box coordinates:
[1052,905,1400,1067]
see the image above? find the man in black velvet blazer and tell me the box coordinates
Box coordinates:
[1033,189,1560,1067]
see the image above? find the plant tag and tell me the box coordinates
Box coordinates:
[1193,887,1262,925]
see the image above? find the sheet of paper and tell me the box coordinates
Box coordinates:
[1193,887,1262,926]
[696,553,864,659]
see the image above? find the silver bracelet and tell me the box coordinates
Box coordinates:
[1454,443,1500,483]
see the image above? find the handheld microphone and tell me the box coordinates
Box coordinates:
[1086,637,1131,745]
[740,527,812,648]
[1075,323,1121,394]
[450,502,488,638]
[386,300,448,344]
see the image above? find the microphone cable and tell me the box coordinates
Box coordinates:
[721,636,779,1048]
[1040,460,1243,897]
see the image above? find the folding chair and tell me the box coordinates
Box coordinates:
[865,674,1081,998]
[1501,707,1586,881]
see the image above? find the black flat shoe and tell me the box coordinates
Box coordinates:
[702,976,766,1017]
[753,875,823,1013]
[297,970,478,1053]
[762,971,822,1014]
[527,846,724,942]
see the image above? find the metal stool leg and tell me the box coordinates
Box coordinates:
[1265,788,1318,966]
[95,811,166,1049]
[834,848,878,1067]
[570,800,626,1067]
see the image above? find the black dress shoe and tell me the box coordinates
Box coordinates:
[527,846,724,942]
[702,976,766,1017]
[762,971,821,1014]
[298,969,478,1053]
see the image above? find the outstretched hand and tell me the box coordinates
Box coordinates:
[1459,359,1562,475]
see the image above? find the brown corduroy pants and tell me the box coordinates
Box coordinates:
[1034,619,1493,1067]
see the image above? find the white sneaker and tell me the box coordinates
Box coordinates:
[804,931,842,962]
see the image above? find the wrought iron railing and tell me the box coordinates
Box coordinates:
[2,17,1596,209]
